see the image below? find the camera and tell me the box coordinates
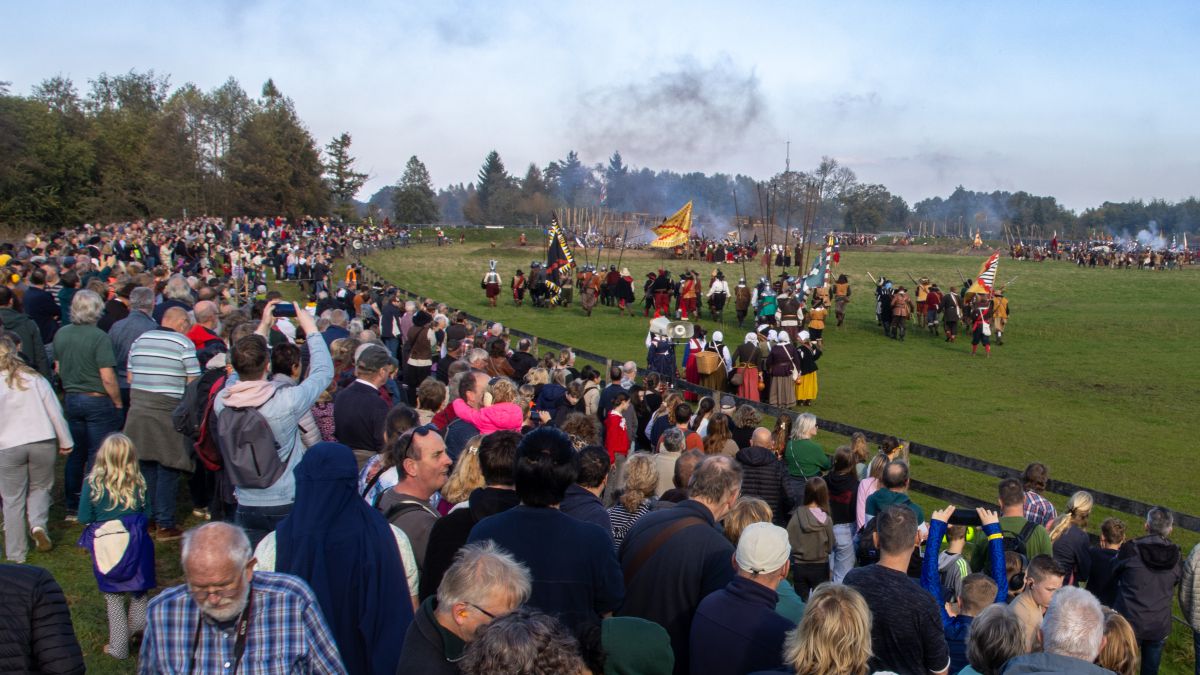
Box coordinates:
[274,302,297,317]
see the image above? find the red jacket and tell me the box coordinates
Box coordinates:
[604,410,630,463]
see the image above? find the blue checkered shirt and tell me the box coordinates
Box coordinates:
[138,571,346,674]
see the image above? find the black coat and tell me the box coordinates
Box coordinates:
[395,597,461,675]
[333,381,389,454]
[419,488,520,601]
[0,564,84,675]
[734,446,792,526]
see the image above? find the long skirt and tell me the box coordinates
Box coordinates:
[683,354,700,402]
[796,372,818,402]
[736,366,760,402]
[769,375,796,407]
[699,367,726,394]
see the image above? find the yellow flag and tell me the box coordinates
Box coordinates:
[966,251,1000,298]
[649,201,693,248]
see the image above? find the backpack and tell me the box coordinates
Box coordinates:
[216,390,292,489]
[855,516,923,575]
[1002,520,1038,584]
[172,369,226,440]
[381,498,438,525]
[695,350,721,375]
[193,374,228,472]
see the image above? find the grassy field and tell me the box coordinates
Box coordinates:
[15,227,1198,673]
[365,227,1200,671]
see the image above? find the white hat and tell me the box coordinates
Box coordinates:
[756,324,768,334]
[712,331,723,342]
[777,332,790,344]
[798,330,811,341]
[735,523,791,575]
[744,332,757,344]
[767,330,778,342]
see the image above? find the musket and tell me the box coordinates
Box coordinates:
[905,272,919,286]
[1001,275,1019,287]
[865,271,878,285]
[955,267,966,285]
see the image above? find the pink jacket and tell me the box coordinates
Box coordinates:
[451,398,523,434]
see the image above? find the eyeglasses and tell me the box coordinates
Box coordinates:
[393,425,437,463]
[188,580,242,601]
[468,603,497,619]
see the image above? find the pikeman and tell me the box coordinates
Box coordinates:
[833,274,851,327]
[650,268,673,318]
[734,277,752,327]
[511,268,526,306]
[777,283,802,342]
[707,269,730,322]
[481,259,501,307]
[989,288,1009,345]
[914,277,931,320]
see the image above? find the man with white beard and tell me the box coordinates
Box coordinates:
[138,522,345,673]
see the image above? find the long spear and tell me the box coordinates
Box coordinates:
[615,227,629,271]
[733,188,748,282]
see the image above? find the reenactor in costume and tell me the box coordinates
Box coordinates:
[579,266,600,317]
[914,277,931,319]
[643,272,657,317]
[833,274,851,327]
[519,232,527,246]
[650,269,674,318]
[875,279,895,336]
[989,289,1009,345]
[615,268,636,316]
[889,287,915,341]
[645,326,677,382]
[677,271,698,320]
[604,265,620,306]
[923,284,943,335]
[707,270,730,322]
[557,267,574,307]
[969,296,991,356]
[777,286,802,342]
[530,262,548,307]
[940,286,963,342]
[754,277,778,326]
[806,298,828,345]
[481,260,502,307]
[734,278,752,327]
[511,269,526,306]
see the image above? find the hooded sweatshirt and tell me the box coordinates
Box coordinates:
[0,307,49,376]
[450,397,522,434]
[787,506,833,563]
[1113,534,1183,641]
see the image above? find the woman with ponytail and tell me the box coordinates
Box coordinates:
[1050,490,1093,586]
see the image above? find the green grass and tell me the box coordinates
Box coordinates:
[366,227,1199,672]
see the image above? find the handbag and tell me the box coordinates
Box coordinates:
[730,367,744,387]
[981,322,992,336]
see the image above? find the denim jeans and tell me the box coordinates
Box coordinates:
[139,460,179,529]
[1140,637,1166,675]
[383,337,400,359]
[64,394,121,513]
[236,503,293,549]
[831,523,857,583]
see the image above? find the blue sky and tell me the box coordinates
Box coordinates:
[4,1,1198,210]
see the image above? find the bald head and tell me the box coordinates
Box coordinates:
[751,426,773,448]
[161,306,192,334]
[181,522,253,573]
[193,300,219,327]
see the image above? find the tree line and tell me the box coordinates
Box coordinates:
[0,71,369,228]
[3,70,1196,238]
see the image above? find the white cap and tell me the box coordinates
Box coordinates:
[799,330,811,341]
[767,330,778,342]
[777,332,790,344]
[712,331,723,342]
[735,523,791,575]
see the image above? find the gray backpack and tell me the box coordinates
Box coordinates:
[216,391,291,489]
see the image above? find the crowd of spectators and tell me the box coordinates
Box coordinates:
[0,222,1195,675]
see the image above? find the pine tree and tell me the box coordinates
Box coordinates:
[324,132,368,222]
[392,155,439,224]
[470,150,516,225]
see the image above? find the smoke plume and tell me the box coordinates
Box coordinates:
[572,56,769,164]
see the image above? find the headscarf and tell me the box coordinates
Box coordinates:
[744,332,757,344]
[276,442,412,675]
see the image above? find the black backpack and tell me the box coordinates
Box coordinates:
[172,369,226,440]
[216,391,291,489]
[1002,521,1038,588]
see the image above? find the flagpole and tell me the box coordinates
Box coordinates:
[733,189,748,283]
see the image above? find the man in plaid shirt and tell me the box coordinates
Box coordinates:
[139,522,345,674]
[1022,462,1058,528]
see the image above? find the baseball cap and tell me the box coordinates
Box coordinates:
[735,522,791,575]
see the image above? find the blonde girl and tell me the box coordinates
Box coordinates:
[1049,490,1093,585]
[783,583,873,675]
[79,433,156,660]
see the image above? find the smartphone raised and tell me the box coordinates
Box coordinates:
[947,509,983,527]
[274,302,297,317]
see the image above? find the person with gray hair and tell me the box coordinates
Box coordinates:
[962,603,1029,675]
[1003,586,1113,674]
[459,608,587,675]
[152,274,193,323]
[109,286,158,416]
[398,541,533,674]
[653,427,687,497]
[138,522,345,673]
[465,348,489,371]
[618,455,743,674]
[1112,506,1182,675]
[54,289,123,521]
